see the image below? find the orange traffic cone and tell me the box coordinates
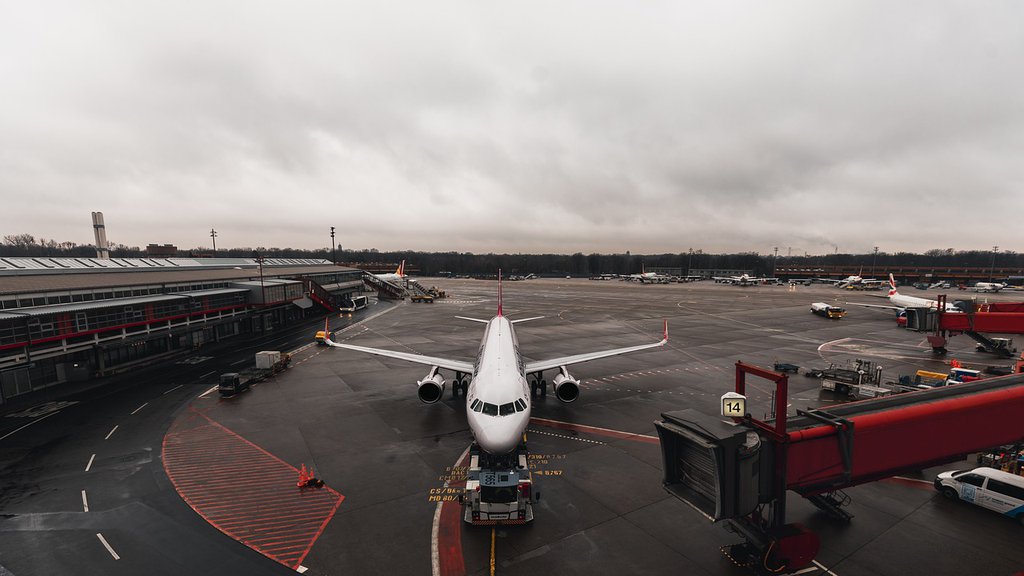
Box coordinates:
[297,464,309,488]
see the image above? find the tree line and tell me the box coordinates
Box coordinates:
[2,233,1019,276]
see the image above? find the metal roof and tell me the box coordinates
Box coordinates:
[0,256,333,275]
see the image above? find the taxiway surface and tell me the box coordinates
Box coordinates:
[2,279,1023,576]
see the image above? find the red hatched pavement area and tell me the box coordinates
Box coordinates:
[162,407,344,569]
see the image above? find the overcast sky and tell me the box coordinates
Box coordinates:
[2,1,1022,256]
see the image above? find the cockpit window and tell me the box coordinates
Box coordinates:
[514,399,526,412]
[499,402,516,416]
[482,403,498,416]
[470,399,483,412]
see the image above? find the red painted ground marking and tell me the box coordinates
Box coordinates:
[438,450,472,576]
[162,407,344,569]
[530,417,660,444]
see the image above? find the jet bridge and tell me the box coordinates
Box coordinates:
[923,295,1024,355]
[656,362,1024,573]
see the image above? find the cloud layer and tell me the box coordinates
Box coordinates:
[2,1,1022,255]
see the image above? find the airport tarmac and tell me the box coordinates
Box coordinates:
[3,278,1023,575]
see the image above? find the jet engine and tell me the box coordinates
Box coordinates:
[553,368,580,403]
[417,368,445,404]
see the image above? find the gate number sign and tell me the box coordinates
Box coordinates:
[721,392,746,418]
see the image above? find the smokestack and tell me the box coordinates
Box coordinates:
[92,211,110,259]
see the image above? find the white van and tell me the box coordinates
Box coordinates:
[934,467,1024,525]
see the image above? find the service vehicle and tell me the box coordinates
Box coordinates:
[934,467,1024,525]
[339,295,369,313]
[461,442,536,525]
[219,351,291,396]
[218,372,249,396]
[410,294,434,303]
[811,302,846,319]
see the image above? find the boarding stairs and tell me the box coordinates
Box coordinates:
[300,277,339,312]
[362,272,406,300]
[406,280,431,297]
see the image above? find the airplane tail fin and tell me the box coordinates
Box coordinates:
[662,319,669,343]
[497,269,503,317]
[396,260,405,277]
[888,273,898,296]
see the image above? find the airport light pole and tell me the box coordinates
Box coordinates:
[254,251,266,308]
[687,248,693,276]
[872,246,879,277]
[330,226,336,265]
[772,246,778,278]
[991,246,998,282]
[210,228,217,256]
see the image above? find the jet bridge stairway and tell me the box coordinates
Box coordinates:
[362,272,406,300]
[299,277,339,312]
[656,363,1024,573]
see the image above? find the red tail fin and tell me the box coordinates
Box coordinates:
[396,260,405,277]
[497,269,503,317]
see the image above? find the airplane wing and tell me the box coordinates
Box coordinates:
[524,321,667,373]
[325,339,475,373]
[845,302,902,311]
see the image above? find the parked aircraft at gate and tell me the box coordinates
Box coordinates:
[374,260,406,284]
[848,274,961,313]
[325,272,668,455]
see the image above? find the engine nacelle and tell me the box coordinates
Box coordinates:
[553,372,580,403]
[417,373,446,404]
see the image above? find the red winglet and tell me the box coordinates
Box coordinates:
[497,269,503,317]
[663,319,669,342]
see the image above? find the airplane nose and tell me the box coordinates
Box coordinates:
[475,426,519,455]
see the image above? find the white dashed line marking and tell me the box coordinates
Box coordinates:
[104,426,118,440]
[527,428,605,445]
[85,453,95,472]
[96,533,120,560]
[130,402,148,415]
[81,490,89,512]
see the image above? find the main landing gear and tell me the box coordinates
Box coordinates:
[529,372,547,398]
[452,372,469,399]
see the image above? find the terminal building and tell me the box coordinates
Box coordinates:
[0,257,366,405]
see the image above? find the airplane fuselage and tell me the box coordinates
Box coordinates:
[889,291,960,312]
[465,316,531,455]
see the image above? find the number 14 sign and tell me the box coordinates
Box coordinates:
[721,392,746,418]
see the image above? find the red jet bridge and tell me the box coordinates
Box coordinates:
[922,295,1024,356]
[656,362,1024,574]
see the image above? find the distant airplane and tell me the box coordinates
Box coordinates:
[625,265,669,283]
[712,273,776,286]
[325,271,668,455]
[847,274,961,313]
[818,269,885,288]
[374,260,406,284]
[973,282,1007,293]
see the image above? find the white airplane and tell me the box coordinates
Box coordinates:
[712,273,776,286]
[625,265,668,283]
[973,282,1007,293]
[848,274,961,313]
[817,269,885,288]
[325,272,668,455]
[374,260,406,284]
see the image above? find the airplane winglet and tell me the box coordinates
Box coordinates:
[663,319,669,343]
